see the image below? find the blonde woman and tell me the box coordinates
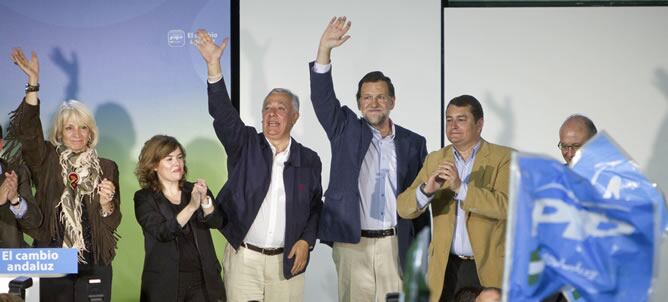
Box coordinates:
[11,48,120,302]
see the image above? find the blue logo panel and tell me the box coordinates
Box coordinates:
[0,248,78,276]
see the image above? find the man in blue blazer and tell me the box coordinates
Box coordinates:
[310,18,430,302]
[195,29,323,302]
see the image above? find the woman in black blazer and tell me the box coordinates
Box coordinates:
[134,135,225,302]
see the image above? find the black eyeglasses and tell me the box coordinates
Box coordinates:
[557,142,582,152]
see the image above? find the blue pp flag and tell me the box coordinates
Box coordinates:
[503,133,664,302]
[570,132,668,234]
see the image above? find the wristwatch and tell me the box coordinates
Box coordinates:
[201,196,213,209]
[10,195,21,207]
[25,83,40,93]
[419,183,435,197]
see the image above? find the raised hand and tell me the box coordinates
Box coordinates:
[320,17,351,51]
[194,29,228,67]
[11,48,39,84]
[317,17,351,64]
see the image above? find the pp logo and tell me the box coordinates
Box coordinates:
[168,30,186,47]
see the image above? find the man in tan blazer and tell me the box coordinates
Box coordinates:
[397,95,513,302]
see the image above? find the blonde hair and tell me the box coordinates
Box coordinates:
[48,100,99,148]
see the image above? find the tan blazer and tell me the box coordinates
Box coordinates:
[397,139,512,302]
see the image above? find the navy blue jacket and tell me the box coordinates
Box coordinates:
[208,79,323,279]
[309,62,430,270]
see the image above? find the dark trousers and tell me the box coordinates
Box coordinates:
[439,255,481,302]
[40,263,113,302]
[177,271,208,302]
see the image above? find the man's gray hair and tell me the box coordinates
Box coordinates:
[264,88,300,113]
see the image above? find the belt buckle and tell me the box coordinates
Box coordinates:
[457,255,474,260]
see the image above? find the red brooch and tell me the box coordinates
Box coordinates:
[68,171,79,190]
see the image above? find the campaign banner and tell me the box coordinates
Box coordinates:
[503,144,659,301]
[0,248,77,276]
[570,132,668,233]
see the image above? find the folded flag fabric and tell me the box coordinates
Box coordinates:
[571,132,668,234]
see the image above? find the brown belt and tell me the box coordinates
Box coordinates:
[242,242,284,256]
[361,228,396,238]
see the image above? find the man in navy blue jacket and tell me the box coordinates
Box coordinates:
[195,29,323,302]
[310,18,430,302]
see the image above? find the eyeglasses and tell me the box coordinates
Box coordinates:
[557,142,582,152]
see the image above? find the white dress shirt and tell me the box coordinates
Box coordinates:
[243,138,292,249]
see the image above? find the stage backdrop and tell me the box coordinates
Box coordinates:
[443,6,668,298]
[0,1,232,300]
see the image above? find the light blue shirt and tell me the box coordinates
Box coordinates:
[9,198,28,218]
[416,141,481,256]
[358,122,398,230]
[0,164,28,218]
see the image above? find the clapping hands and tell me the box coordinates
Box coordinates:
[188,179,209,210]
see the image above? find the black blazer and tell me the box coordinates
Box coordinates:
[0,159,42,248]
[208,79,323,279]
[134,182,225,302]
[309,62,430,270]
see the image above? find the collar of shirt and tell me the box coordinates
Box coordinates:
[366,119,396,141]
[265,137,292,162]
[453,140,482,163]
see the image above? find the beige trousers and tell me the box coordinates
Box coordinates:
[223,244,305,302]
[332,235,402,302]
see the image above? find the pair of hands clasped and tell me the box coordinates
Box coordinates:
[423,161,462,196]
[0,171,20,207]
[187,179,211,211]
